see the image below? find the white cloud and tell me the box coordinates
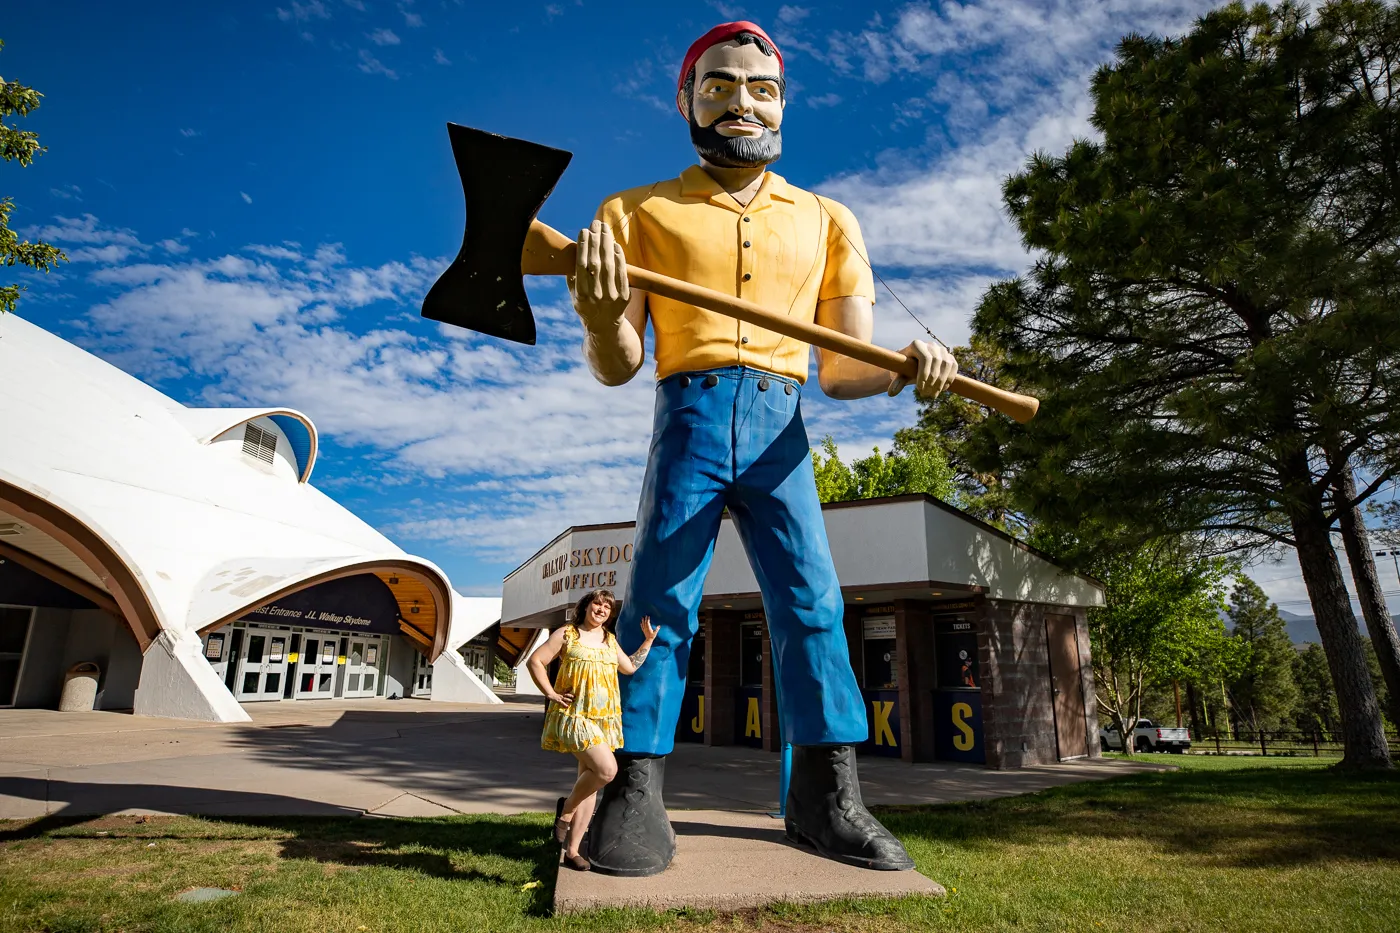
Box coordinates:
[63,224,663,563]
[49,184,82,201]
[276,0,330,23]
[433,48,451,65]
[343,0,367,9]
[819,79,1090,273]
[26,214,148,263]
[357,49,399,79]
[367,27,400,46]
[240,191,254,204]
[805,1,1220,279]
[157,238,190,255]
[179,128,200,138]
[805,92,842,108]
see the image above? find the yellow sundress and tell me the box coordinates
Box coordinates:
[540,625,625,753]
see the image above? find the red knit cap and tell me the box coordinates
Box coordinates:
[676,21,784,118]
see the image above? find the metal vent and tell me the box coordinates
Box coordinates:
[242,423,277,465]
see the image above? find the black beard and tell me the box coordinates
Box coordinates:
[689,115,782,169]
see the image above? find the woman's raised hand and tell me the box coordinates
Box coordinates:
[640,615,657,642]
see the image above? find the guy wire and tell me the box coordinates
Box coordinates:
[815,198,951,353]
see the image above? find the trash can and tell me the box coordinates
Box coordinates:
[59,662,101,712]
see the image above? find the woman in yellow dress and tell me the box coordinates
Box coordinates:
[526,588,656,870]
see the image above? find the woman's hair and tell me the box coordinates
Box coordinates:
[573,589,617,634]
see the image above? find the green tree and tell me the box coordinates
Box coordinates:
[1294,642,1341,735]
[898,335,1031,535]
[1226,577,1299,734]
[1087,538,1233,756]
[1,39,66,314]
[810,433,955,504]
[970,1,1400,768]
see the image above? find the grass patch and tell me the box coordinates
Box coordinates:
[1,756,1396,932]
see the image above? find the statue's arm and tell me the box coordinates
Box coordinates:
[813,296,894,399]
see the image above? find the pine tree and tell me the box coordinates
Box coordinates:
[969,1,1399,768]
[1294,643,1341,736]
[1227,577,1299,734]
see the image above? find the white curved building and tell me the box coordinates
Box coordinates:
[0,313,499,721]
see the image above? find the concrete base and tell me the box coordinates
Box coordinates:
[553,809,945,914]
[430,650,503,705]
[131,630,250,723]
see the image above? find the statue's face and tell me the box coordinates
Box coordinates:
[683,39,784,169]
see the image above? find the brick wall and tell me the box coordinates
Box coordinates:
[979,600,1060,769]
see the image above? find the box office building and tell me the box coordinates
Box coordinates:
[0,313,499,721]
[502,496,1105,769]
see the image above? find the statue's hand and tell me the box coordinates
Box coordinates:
[569,220,631,332]
[889,340,958,399]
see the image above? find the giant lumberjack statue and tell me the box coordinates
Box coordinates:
[571,21,957,876]
[424,18,1037,878]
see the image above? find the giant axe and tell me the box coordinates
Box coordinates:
[423,125,1039,423]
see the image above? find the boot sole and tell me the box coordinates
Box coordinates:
[586,852,674,878]
[785,823,915,872]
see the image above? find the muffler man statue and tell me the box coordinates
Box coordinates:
[571,20,957,876]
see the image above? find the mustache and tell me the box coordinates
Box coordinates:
[704,113,766,129]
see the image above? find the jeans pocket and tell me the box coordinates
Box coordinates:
[762,380,797,416]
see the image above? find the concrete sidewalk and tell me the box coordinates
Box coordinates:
[0,700,1160,821]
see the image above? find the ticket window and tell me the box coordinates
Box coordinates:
[739,622,764,687]
[934,617,985,763]
[936,623,980,690]
[862,617,898,689]
[736,621,765,747]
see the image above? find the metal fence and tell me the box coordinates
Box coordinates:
[1140,729,1400,757]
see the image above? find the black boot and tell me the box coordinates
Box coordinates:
[586,754,675,877]
[785,744,914,871]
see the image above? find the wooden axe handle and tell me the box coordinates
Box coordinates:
[522,220,1039,422]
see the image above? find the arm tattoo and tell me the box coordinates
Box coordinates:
[629,643,651,667]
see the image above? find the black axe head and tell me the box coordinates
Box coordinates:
[421,124,573,345]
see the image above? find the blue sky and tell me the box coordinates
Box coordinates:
[15,0,1361,607]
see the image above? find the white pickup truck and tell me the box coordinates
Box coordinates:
[1100,719,1191,754]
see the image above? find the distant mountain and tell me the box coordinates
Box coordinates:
[1274,609,1400,646]
[1276,609,1321,645]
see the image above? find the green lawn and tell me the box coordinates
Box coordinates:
[1,755,1397,933]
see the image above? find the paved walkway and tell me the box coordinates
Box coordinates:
[0,699,1158,820]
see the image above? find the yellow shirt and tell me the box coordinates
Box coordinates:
[595,165,876,384]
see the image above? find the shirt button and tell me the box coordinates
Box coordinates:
[703,374,719,388]
[758,378,770,391]
[743,241,751,248]
[743,273,752,281]
[742,216,751,222]
[741,336,749,345]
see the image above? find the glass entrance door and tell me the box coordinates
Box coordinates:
[234,628,290,701]
[341,636,383,699]
[0,606,34,708]
[412,650,433,697]
[295,634,339,699]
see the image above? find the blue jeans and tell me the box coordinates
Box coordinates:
[614,366,868,755]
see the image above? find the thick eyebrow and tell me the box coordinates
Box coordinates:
[700,70,782,88]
